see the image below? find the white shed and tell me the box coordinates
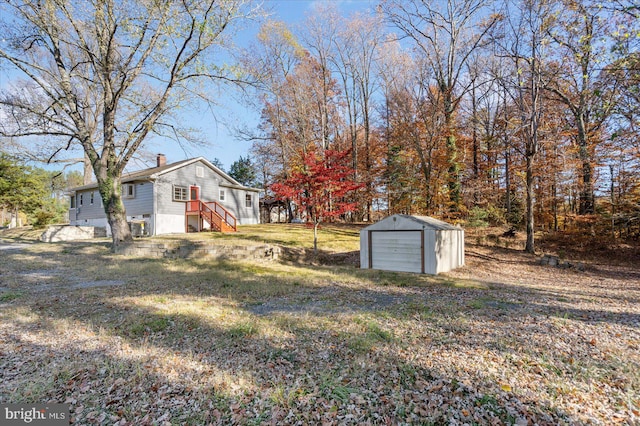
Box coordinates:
[360,214,465,275]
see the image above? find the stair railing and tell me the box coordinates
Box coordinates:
[204,201,237,231]
[185,200,237,232]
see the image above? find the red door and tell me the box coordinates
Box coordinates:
[190,186,200,201]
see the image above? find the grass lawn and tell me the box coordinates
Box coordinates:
[0,225,638,425]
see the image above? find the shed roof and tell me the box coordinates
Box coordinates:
[363,214,462,231]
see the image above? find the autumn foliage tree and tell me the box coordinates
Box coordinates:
[271,148,362,252]
[248,0,640,248]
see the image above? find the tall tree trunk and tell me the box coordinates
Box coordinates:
[576,117,594,214]
[505,146,511,219]
[552,144,559,232]
[410,129,433,212]
[525,154,535,253]
[470,80,480,205]
[313,220,319,253]
[362,83,372,222]
[444,105,461,212]
[83,152,93,185]
[98,175,133,249]
[503,88,512,221]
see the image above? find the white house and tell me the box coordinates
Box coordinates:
[68,155,261,236]
[360,214,465,274]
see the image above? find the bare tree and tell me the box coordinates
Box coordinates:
[0,0,258,247]
[378,36,417,213]
[495,0,554,253]
[242,19,305,187]
[300,4,339,152]
[328,9,384,221]
[383,0,499,213]
[544,0,619,215]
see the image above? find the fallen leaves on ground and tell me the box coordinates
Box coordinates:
[0,241,638,425]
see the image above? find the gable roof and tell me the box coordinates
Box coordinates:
[363,214,462,232]
[404,215,462,231]
[69,157,260,192]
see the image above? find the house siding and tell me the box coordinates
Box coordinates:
[72,183,154,235]
[73,183,153,222]
[156,159,260,226]
[68,157,261,235]
[222,186,260,225]
[122,182,154,216]
[155,160,223,216]
[73,189,104,221]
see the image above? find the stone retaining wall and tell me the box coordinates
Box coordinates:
[115,240,281,262]
[41,225,107,242]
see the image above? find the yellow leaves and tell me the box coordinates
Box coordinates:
[500,383,512,392]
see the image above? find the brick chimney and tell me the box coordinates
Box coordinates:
[157,153,166,167]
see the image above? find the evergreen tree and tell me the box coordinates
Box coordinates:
[229,156,259,187]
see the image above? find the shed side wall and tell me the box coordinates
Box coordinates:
[424,230,437,274]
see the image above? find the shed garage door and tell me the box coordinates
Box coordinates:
[370,230,423,273]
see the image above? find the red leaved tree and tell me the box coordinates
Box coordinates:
[271,148,362,252]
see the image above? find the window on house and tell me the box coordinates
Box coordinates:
[123,184,135,199]
[196,166,204,178]
[245,194,252,208]
[70,195,76,208]
[219,189,225,201]
[173,185,188,201]
[79,194,83,206]
[90,192,94,205]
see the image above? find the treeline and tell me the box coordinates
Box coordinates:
[0,155,82,228]
[242,0,640,250]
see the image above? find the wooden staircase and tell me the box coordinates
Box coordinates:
[185,200,237,233]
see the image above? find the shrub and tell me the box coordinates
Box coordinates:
[467,206,489,228]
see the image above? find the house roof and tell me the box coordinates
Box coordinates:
[68,157,261,192]
[362,214,462,232]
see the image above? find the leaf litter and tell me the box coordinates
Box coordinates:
[0,241,638,425]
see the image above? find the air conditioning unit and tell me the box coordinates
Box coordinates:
[128,220,148,237]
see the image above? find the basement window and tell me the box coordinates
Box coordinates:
[173,185,188,201]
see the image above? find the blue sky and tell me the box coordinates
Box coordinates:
[0,0,376,173]
[146,0,377,172]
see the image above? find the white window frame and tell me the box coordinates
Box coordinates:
[196,166,204,178]
[79,194,83,206]
[173,185,188,201]
[123,184,135,199]
[245,193,252,208]
[219,189,225,201]
[90,192,94,205]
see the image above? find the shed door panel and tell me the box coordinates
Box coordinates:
[371,231,423,273]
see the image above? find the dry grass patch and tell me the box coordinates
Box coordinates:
[0,230,638,425]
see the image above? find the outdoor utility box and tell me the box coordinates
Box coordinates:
[360,214,464,274]
[129,220,149,237]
